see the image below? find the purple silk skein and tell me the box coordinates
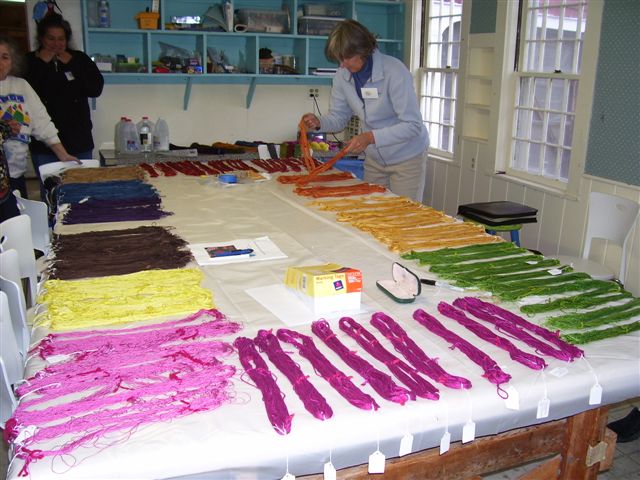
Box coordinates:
[413,308,512,390]
[370,312,472,390]
[438,302,547,370]
[276,328,379,411]
[234,336,293,435]
[454,297,583,360]
[338,317,439,400]
[254,330,333,420]
[311,320,412,405]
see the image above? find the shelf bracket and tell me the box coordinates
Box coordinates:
[246,77,257,109]
[183,77,192,111]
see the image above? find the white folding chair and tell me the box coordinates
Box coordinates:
[0,215,39,306]
[14,191,51,256]
[556,192,640,283]
[0,357,18,427]
[0,291,23,389]
[0,250,30,359]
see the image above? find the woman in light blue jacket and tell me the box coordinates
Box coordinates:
[302,20,429,202]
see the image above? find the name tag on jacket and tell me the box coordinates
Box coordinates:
[361,88,378,99]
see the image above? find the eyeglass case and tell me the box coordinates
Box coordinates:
[376,262,421,303]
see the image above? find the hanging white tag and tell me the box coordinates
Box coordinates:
[589,383,602,405]
[399,433,414,457]
[525,260,539,265]
[368,450,386,474]
[439,431,451,454]
[14,425,37,445]
[547,268,563,275]
[462,421,476,443]
[549,367,568,378]
[323,462,337,480]
[537,397,550,419]
[281,474,295,480]
[505,385,520,410]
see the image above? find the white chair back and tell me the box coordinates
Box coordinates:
[0,215,38,306]
[14,192,51,255]
[0,291,23,388]
[0,250,29,358]
[0,357,18,427]
[583,192,640,283]
[38,159,101,180]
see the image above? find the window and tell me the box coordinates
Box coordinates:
[510,0,596,186]
[419,0,464,157]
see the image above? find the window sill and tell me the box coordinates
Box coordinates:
[491,171,579,201]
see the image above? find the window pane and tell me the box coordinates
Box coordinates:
[547,113,562,144]
[421,0,463,155]
[543,145,558,177]
[563,114,574,147]
[528,143,541,174]
[560,149,571,180]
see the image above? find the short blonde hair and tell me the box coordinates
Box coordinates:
[325,20,377,63]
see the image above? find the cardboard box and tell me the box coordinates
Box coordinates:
[285,263,362,314]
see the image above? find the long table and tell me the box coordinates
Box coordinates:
[10,172,640,479]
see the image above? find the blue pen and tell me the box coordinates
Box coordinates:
[214,248,254,257]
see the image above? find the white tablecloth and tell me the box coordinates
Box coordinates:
[11,174,640,480]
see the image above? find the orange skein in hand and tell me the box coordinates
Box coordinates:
[295,120,350,185]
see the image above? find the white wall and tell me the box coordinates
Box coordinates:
[92,83,331,149]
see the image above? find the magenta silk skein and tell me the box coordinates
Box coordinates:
[412,309,512,390]
[311,320,412,405]
[453,297,583,360]
[234,336,293,435]
[276,328,379,411]
[338,317,439,400]
[254,329,333,420]
[437,302,547,370]
[369,312,472,390]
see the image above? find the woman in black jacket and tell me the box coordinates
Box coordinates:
[26,13,104,199]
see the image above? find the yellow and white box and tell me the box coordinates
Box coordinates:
[285,263,362,314]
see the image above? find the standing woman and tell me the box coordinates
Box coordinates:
[26,13,104,197]
[0,34,77,199]
[301,20,429,202]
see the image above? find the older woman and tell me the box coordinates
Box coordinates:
[26,13,103,199]
[0,34,77,199]
[302,20,429,202]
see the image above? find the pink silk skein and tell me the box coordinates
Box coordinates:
[311,320,412,405]
[277,328,379,411]
[370,312,472,390]
[438,302,547,370]
[453,297,584,361]
[339,317,439,400]
[7,309,241,476]
[234,336,293,435]
[254,329,333,421]
[412,309,512,390]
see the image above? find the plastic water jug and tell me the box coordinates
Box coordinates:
[121,119,140,154]
[97,0,111,28]
[114,116,127,154]
[152,118,170,151]
[137,116,155,152]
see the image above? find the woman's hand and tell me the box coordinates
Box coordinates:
[7,120,21,137]
[56,51,72,64]
[301,113,321,131]
[345,131,375,154]
[50,143,82,164]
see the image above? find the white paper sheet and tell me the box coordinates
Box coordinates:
[246,284,368,326]
[189,236,287,265]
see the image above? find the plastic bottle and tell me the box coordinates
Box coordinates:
[113,116,127,154]
[137,116,155,153]
[152,118,170,152]
[97,0,111,28]
[122,119,140,154]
